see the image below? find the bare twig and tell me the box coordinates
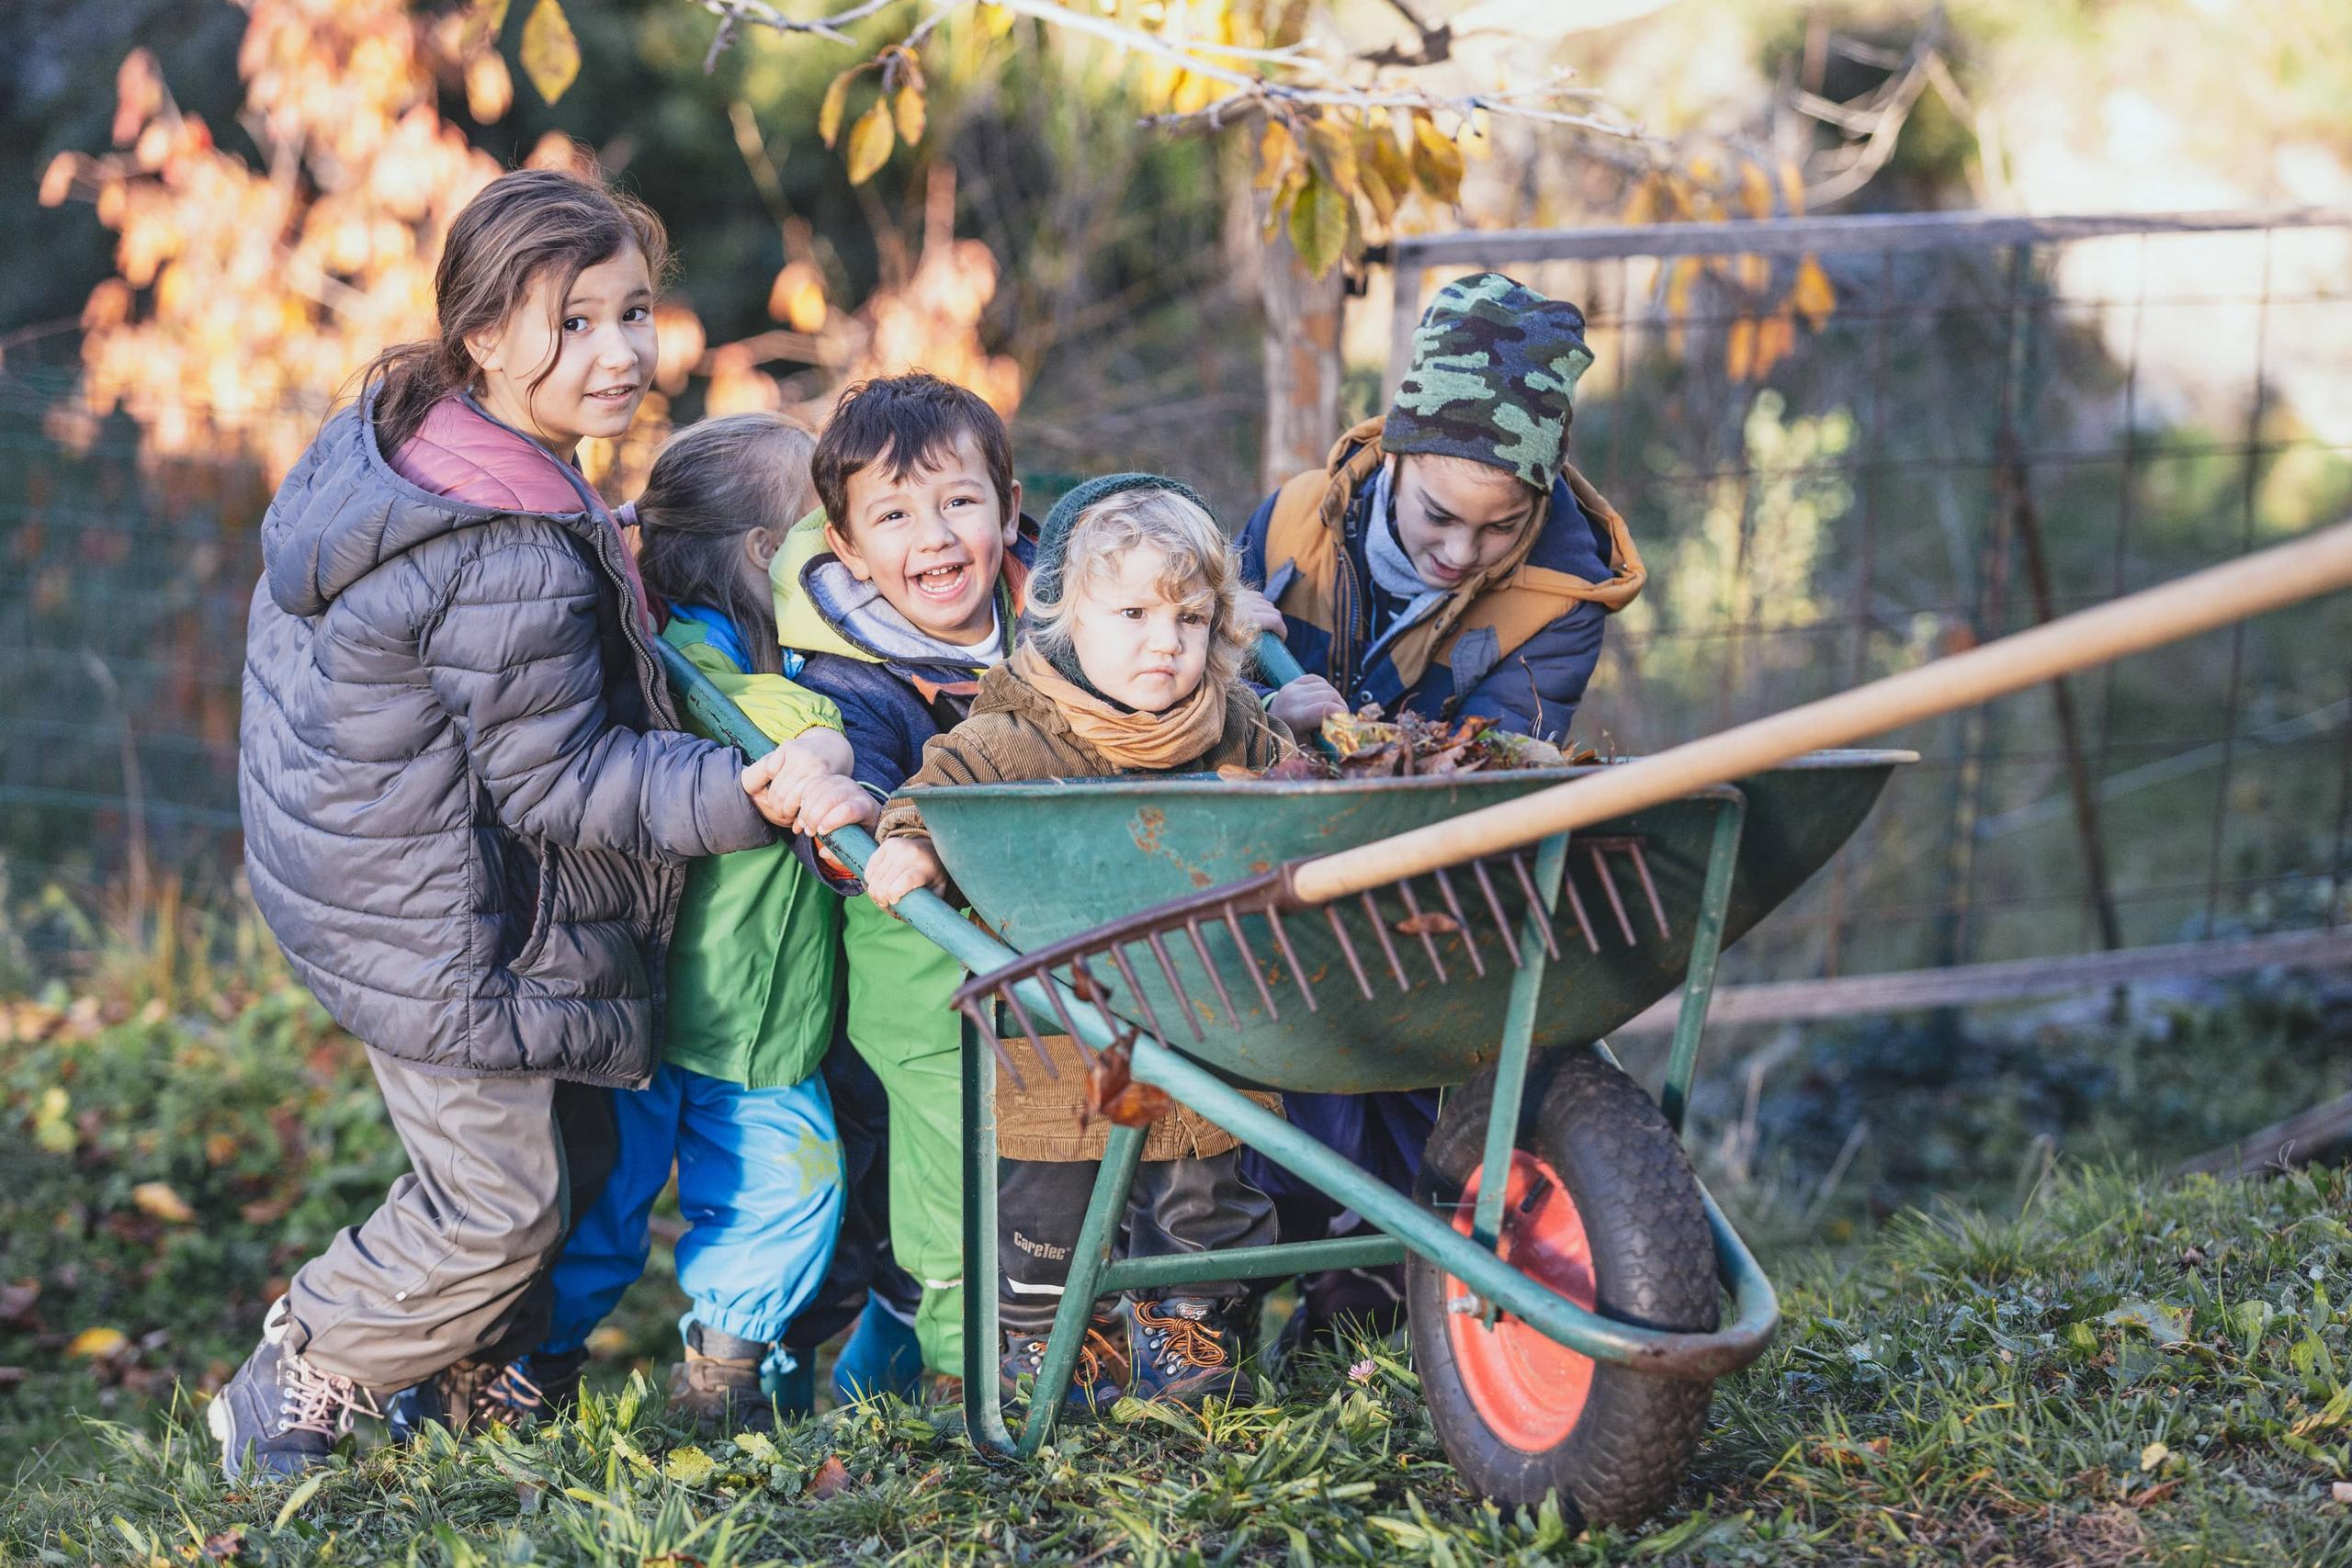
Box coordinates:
[688,0,901,48]
[699,0,1642,146]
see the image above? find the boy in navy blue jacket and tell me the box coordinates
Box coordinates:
[1238,272,1645,1350]
[774,373,1035,1396]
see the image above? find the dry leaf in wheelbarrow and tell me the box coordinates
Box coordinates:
[1083,1039,1174,1129]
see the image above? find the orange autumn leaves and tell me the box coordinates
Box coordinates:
[1626,160,1840,385]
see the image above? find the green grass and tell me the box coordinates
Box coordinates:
[6,1167,2352,1564]
[8,974,2352,1562]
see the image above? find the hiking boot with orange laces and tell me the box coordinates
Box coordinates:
[209,1298,380,1480]
[1125,1296,1248,1406]
[999,1309,1128,1415]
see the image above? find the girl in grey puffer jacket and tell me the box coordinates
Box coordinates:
[215,168,838,1479]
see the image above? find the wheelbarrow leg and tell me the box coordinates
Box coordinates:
[1471,832,1570,1257]
[1018,1121,1145,1455]
[1658,792,1745,1135]
[961,1010,1018,1456]
[958,1002,1147,1458]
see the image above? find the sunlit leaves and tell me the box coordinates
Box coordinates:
[819,67,855,148]
[819,46,923,186]
[464,51,514,121]
[767,259,829,333]
[519,0,580,106]
[894,80,927,145]
[1622,159,1840,384]
[1408,114,1464,206]
[1288,167,1351,277]
[845,102,896,185]
[1253,107,1475,276]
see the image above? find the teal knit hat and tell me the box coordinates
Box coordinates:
[1383,271,1593,492]
[1028,471,1218,612]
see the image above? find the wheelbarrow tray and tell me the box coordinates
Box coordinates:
[910,750,1905,1093]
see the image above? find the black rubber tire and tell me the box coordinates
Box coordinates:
[1406,1053,1719,1524]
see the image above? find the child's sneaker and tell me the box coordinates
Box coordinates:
[1125,1296,1248,1405]
[666,1323,776,1433]
[209,1298,378,1480]
[474,1349,586,1427]
[998,1311,1127,1415]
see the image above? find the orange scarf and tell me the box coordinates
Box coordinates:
[1009,644,1229,772]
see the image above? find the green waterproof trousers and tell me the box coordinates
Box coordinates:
[842,897,967,1375]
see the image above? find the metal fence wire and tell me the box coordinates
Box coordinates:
[4,206,2350,1005]
[1386,207,2352,998]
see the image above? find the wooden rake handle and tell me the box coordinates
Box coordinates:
[1289,519,2352,908]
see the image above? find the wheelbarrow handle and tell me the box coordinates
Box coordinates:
[1288,517,2352,906]
[1252,631,1308,689]
[655,640,1033,976]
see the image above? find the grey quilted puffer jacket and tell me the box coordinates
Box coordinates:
[241,399,775,1085]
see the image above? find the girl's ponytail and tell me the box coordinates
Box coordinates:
[357,166,671,457]
[634,414,816,677]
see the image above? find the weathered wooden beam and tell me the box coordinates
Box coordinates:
[1612,927,2352,1033]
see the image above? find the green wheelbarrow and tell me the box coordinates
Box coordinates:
[655,512,2352,1523]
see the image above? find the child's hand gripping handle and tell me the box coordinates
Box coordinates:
[1252,633,1343,754]
[657,641,1007,974]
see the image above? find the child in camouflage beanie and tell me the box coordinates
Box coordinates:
[1228,269,1643,1356]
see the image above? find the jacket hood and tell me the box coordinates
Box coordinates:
[261,397,596,619]
[773,508,1037,668]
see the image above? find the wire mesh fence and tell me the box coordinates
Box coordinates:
[1389,207,2352,992]
[5,206,2350,1001]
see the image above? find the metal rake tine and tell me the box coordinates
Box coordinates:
[1324,903,1378,1000]
[1510,852,1563,960]
[1430,867,1483,977]
[1359,890,1411,993]
[1471,858,1524,968]
[1558,863,1601,954]
[1222,906,1283,1021]
[1000,987,1057,1080]
[1107,943,1170,1046]
[1396,879,1449,983]
[1589,843,1637,946]
[1625,840,1672,939]
[1184,916,1242,1023]
[1264,904,1319,1012]
[961,998,1028,1095]
[1042,971,1094,1066]
[1143,931,1205,1041]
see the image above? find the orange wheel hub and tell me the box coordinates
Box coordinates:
[1443,1149,1598,1452]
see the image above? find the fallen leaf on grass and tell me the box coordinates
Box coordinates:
[804,1455,854,1499]
[1394,912,1459,937]
[131,1181,195,1224]
[199,1527,246,1562]
[65,1325,127,1359]
[2102,1300,2188,1347]
[663,1445,717,1485]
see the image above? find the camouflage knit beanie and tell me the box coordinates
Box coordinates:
[1382,271,1592,493]
[1028,470,1218,612]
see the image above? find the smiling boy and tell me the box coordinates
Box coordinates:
[774,372,1035,1395]
[1235,270,1645,1355]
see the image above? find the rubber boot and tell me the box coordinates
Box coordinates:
[831,1292,923,1405]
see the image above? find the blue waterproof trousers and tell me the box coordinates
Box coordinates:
[539,1063,845,1355]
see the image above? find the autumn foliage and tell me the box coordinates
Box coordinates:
[43,0,1018,490]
